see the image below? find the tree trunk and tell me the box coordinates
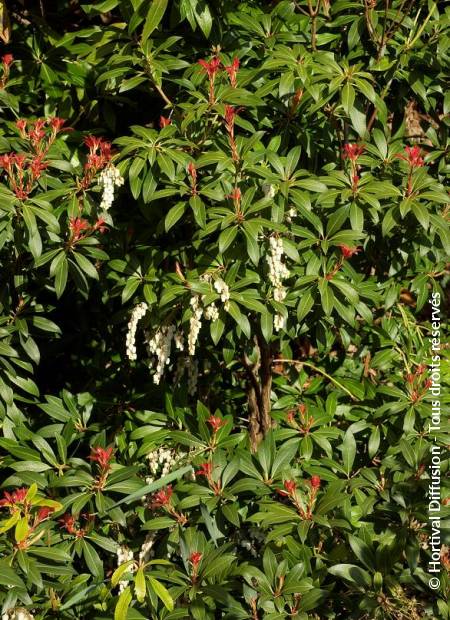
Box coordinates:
[243,336,273,452]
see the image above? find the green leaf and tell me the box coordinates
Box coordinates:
[318,279,334,316]
[112,561,135,587]
[54,253,68,298]
[219,226,238,254]
[328,564,372,588]
[72,252,98,280]
[348,535,375,571]
[342,82,355,115]
[148,576,174,611]
[260,312,273,343]
[165,202,186,231]
[341,429,356,476]
[142,0,169,43]
[114,586,132,620]
[134,567,146,602]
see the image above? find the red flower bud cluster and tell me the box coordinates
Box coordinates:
[80,135,112,190]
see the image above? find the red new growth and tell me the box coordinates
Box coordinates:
[0,487,28,507]
[339,244,360,259]
[196,462,213,477]
[0,54,13,88]
[59,513,76,534]
[342,143,365,161]
[187,161,198,194]
[150,485,173,508]
[69,217,90,241]
[207,415,226,433]
[36,506,54,522]
[88,446,114,470]
[84,136,111,170]
[198,57,221,79]
[187,161,197,182]
[16,119,27,136]
[198,57,221,104]
[282,480,297,495]
[398,145,424,168]
[228,187,241,202]
[225,57,239,87]
[310,475,321,489]
[159,116,171,128]
[224,104,237,128]
[190,551,203,566]
[49,117,66,132]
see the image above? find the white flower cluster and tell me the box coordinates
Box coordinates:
[99,164,124,210]
[116,545,134,593]
[188,296,203,355]
[146,446,185,484]
[286,207,297,223]
[214,279,230,310]
[139,532,156,564]
[126,302,148,361]
[274,313,286,332]
[2,611,34,620]
[267,236,290,302]
[147,325,175,384]
[204,302,219,321]
[145,325,184,384]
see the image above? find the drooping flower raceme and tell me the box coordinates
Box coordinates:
[214,279,230,311]
[267,236,289,302]
[116,545,134,593]
[147,325,175,384]
[273,313,286,332]
[188,296,203,355]
[125,302,148,361]
[99,164,124,210]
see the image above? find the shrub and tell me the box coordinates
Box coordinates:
[0,1,448,619]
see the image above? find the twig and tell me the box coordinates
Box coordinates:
[272,358,360,401]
